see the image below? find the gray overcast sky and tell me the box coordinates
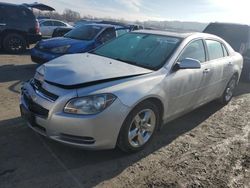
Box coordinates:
[4,0,250,24]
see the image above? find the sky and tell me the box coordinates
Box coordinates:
[4,0,250,24]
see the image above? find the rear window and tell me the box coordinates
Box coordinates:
[206,40,224,60]
[204,24,249,52]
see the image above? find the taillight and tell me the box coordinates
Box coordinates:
[35,19,40,34]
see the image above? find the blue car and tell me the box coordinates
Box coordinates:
[31,24,130,64]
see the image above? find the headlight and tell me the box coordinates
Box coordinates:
[35,65,45,82]
[64,94,117,115]
[51,45,71,54]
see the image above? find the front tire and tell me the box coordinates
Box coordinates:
[3,33,26,54]
[117,101,160,153]
[219,75,237,105]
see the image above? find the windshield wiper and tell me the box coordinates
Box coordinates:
[115,58,137,65]
[115,58,154,70]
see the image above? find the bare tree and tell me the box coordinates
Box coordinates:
[62,9,81,22]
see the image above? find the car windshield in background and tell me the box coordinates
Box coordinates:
[64,25,103,40]
[91,33,181,70]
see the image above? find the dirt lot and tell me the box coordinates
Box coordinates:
[0,53,249,188]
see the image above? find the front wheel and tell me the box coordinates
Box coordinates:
[219,75,237,104]
[117,101,160,153]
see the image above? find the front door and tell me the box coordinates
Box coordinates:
[165,39,206,117]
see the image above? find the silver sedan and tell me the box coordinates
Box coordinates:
[20,31,243,152]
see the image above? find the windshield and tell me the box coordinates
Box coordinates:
[64,25,103,40]
[91,33,181,70]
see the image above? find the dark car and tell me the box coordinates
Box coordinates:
[0,2,54,53]
[203,22,250,81]
[31,24,130,64]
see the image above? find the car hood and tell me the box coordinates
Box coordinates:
[40,53,153,88]
[38,37,93,49]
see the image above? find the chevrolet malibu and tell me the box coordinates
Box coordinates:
[20,31,243,152]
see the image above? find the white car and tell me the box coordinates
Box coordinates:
[20,31,243,152]
[39,19,73,37]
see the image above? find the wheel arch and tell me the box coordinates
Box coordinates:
[127,96,165,123]
[1,29,28,47]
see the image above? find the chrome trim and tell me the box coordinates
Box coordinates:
[0,23,6,26]
[34,89,55,103]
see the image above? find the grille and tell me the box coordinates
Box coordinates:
[31,79,59,101]
[23,93,49,118]
[59,133,95,144]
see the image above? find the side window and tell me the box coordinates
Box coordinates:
[179,40,206,63]
[206,40,224,60]
[53,21,66,27]
[0,7,4,22]
[41,21,53,26]
[116,28,129,36]
[19,8,34,20]
[98,28,116,43]
[4,6,19,21]
[222,44,229,57]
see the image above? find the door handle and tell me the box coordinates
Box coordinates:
[0,23,6,26]
[203,68,210,74]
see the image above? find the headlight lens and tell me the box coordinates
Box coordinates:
[34,65,45,82]
[64,94,117,115]
[51,45,71,54]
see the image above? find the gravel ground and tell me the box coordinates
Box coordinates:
[0,53,249,188]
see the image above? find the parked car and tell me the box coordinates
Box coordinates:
[39,19,73,38]
[0,2,46,53]
[21,31,243,152]
[31,24,130,64]
[203,22,250,81]
[52,27,73,38]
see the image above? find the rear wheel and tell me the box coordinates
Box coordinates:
[3,33,26,54]
[117,101,160,153]
[219,75,237,104]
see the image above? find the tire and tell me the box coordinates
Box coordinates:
[117,101,161,153]
[3,33,26,54]
[219,75,238,105]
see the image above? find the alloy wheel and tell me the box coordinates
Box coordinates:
[128,109,156,148]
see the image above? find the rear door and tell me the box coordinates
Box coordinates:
[196,39,230,104]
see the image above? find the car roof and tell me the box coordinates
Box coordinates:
[82,23,128,29]
[207,22,250,27]
[133,30,195,38]
[133,30,221,39]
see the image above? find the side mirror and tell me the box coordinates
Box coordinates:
[176,58,201,70]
